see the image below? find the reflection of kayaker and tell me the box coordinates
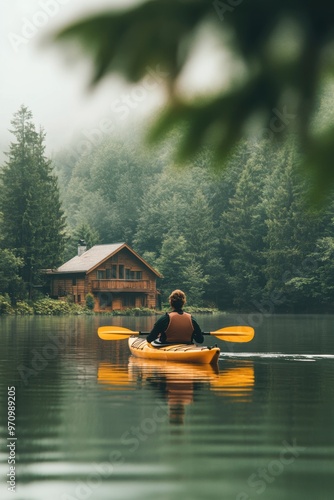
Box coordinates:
[128,358,214,425]
[146,290,204,346]
[128,358,255,423]
[97,358,255,424]
[146,376,195,425]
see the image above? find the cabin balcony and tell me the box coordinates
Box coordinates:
[91,279,150,292]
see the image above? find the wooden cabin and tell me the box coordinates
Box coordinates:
[45,243,162,312]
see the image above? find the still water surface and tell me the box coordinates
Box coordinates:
[1,313,334,500]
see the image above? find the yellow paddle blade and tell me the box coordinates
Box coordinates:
[210,326,254,343]
[98,326,139,340]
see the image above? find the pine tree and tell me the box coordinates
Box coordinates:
[0,106,66,298]
[220,141,270,307]
[64,222,100,261]
[183,190,224,305]
[156,233,208,306]
[263,142,328,310]
[0,249,25,301]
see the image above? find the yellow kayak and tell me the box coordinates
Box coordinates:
[128,337,220,365]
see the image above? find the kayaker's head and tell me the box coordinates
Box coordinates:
[169,289,186,311]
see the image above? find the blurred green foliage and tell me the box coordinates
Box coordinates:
[54,0,334,198]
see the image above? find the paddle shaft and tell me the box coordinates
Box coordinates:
[118,332,243,336]
[98,325,254,342]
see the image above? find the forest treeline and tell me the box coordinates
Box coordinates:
[54,126,334,312]
[1,106,334,312]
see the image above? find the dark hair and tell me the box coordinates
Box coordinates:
[169,289,186,310]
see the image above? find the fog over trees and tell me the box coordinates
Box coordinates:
[1,90,334,311]
[51,102,334,311]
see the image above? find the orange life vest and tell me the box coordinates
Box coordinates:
[165,311,194,343]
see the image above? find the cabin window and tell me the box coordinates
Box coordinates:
[135,271,142,280]
[119,265,124,279]
[97,270,105,279]
[112,265,117,279]
[106,269,111,279]
[72,277,77,285]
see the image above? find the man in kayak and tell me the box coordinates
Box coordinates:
[146,289,205,346]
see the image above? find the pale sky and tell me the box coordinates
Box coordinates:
[1,0,230,157]
[0,0,160,156]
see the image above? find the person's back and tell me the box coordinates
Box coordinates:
[164,310,194,343]
[146,289,204,345]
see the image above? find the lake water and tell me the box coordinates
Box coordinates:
[1,313,334,500]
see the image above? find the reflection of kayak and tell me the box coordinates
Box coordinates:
[129,357,255,402]
[128,337,220,365]
[210,361,254,397]
[128,356,219,379]
[97,358,254,403]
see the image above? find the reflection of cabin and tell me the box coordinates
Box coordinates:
[45,242,162,312]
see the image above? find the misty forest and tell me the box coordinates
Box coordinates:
[3,5,334,500]
[1,94,334,313]
[2,1,334,315]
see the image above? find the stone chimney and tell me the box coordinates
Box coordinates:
[78,239,87,256]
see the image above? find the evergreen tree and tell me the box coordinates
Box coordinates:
[307,235,334,308]
[182,259,208,307]
[183,190,224,305]
[262,142,324,310]
[156,233,190,299]
[0,249,25,301]
[156,233,208,306]
[58,135,162,246]
[220,141,269,308]
[64,222,100,261]
[134,168,189,255]
[0,106,66,298]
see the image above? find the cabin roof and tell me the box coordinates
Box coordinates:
[50,243,162,277]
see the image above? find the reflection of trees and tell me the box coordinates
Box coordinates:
[2,316,106,465]
[2,317,66,464]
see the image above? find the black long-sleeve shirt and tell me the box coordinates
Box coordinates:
[146,311,204,344]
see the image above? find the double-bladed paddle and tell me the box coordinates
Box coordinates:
[98,325,254,343]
